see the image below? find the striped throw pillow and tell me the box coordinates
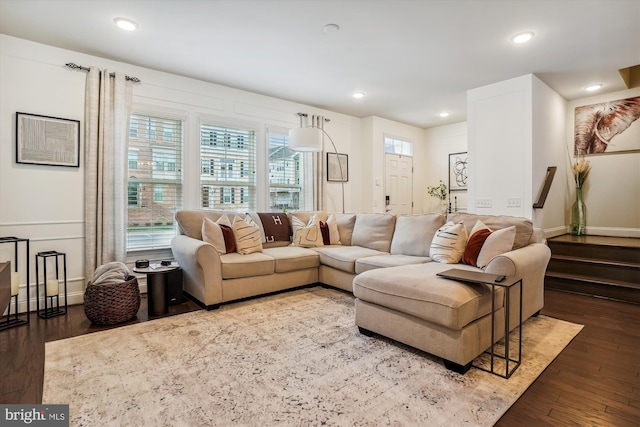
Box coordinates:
[430,222,468,264]
[232,215,263,255]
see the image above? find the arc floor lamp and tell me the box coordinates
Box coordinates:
[288,113,345,213]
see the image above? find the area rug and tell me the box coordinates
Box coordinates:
[43,287,582,426]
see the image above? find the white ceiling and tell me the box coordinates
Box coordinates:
[1,0,639,128]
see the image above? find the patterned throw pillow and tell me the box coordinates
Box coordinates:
[202,217,226,254]
[429,222,468,264]
[291,215,324,248]
[232,215,263,255]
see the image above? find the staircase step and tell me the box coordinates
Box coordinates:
[548,255,639,283]
[547,235,640,263]
[545,272,640,304]
[545,234,640,304]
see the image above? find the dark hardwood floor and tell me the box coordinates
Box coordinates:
[1,289,639,426]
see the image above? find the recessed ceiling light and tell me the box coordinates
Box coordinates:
[323,23,340,34]
[352,92,365,99]
[511,31,534,44]
[114,17,138,31]
[585,84,603,92]
[439,112,449,118]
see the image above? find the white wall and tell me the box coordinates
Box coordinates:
[423,122,468,213]
[0,34,366,310]
[532,76,567,237]
[467,74,570,238]
[362,116,426,213]
[565,87,640,237]
[467,75,533,218]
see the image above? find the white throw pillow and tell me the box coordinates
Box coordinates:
[326,214,341,245]
[429,222,468,264]
[476,225,516,268]
[202,217,226,255]
[232,215,263,255]
[291,215,324,248]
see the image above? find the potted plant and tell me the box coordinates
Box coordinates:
[427,180,448,214]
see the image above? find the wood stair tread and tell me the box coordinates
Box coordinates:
[550,254,640,269]
[545,271,640,290]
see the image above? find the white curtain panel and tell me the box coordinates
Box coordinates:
[314,151,323,211]
[84,68,133,279]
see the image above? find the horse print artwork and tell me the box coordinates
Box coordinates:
[574,95,640,154]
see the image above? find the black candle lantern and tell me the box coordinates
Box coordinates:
[35,251,68,318]
[0,236,30,330]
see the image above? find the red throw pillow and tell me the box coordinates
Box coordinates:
[462,228,491,266]
[319,221,331,245]
[219,224,236,253]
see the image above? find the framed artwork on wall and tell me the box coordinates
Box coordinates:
[574,95,640,155]
[448,151,467,191]
[16,112,80,167]
[327,152,348,182]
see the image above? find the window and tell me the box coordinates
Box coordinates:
[128,151,138,170]
[200,123,256,211]
[384,136,413,156]
[268,131,303,211]
[127,113,183,251]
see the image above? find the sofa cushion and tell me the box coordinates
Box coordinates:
[219,224,236,253]
[232,216,263,255]
[289,211,328,226]
[477,226,516,268]
[355,254,430,274]
[447,212,533,250]
[334,213,356,246]
[353,263,504,330]
[430,222,468,263]
[462,221,492,266]
[220,252,275,279]
[326,214,341,244]
[257,212,291,243]
[202,217,226,254]
[316,246,388,274]
[262,247,320,273]
[175,210,243,240]
[291,215,324,248]
[390,214,445,257]
[351,213,396,252]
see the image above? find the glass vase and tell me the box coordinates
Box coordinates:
[570,187,587,236]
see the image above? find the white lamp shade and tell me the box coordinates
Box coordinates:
[288,127,323,152]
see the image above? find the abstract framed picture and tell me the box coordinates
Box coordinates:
[327,152,348,182]
[574,95,640,155]
[16,112,80,167]
[448,151,468,191]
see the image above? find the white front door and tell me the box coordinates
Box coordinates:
[384,153,413,215]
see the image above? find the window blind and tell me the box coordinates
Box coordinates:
[200,123,256,211]
[268,132,304,211]
[127,113,183,251]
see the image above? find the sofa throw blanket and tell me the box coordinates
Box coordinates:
[258,213,291,243]
[90,262,131,286]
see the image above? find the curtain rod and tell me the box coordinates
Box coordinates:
[65,63,141,83]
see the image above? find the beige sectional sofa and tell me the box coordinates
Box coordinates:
[171,209,551,373]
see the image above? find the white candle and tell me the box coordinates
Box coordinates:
[11,272,20,296]
[46,279,59,296]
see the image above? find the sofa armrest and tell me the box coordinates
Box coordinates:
[171,234,223,308]
[484,243,551,328]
